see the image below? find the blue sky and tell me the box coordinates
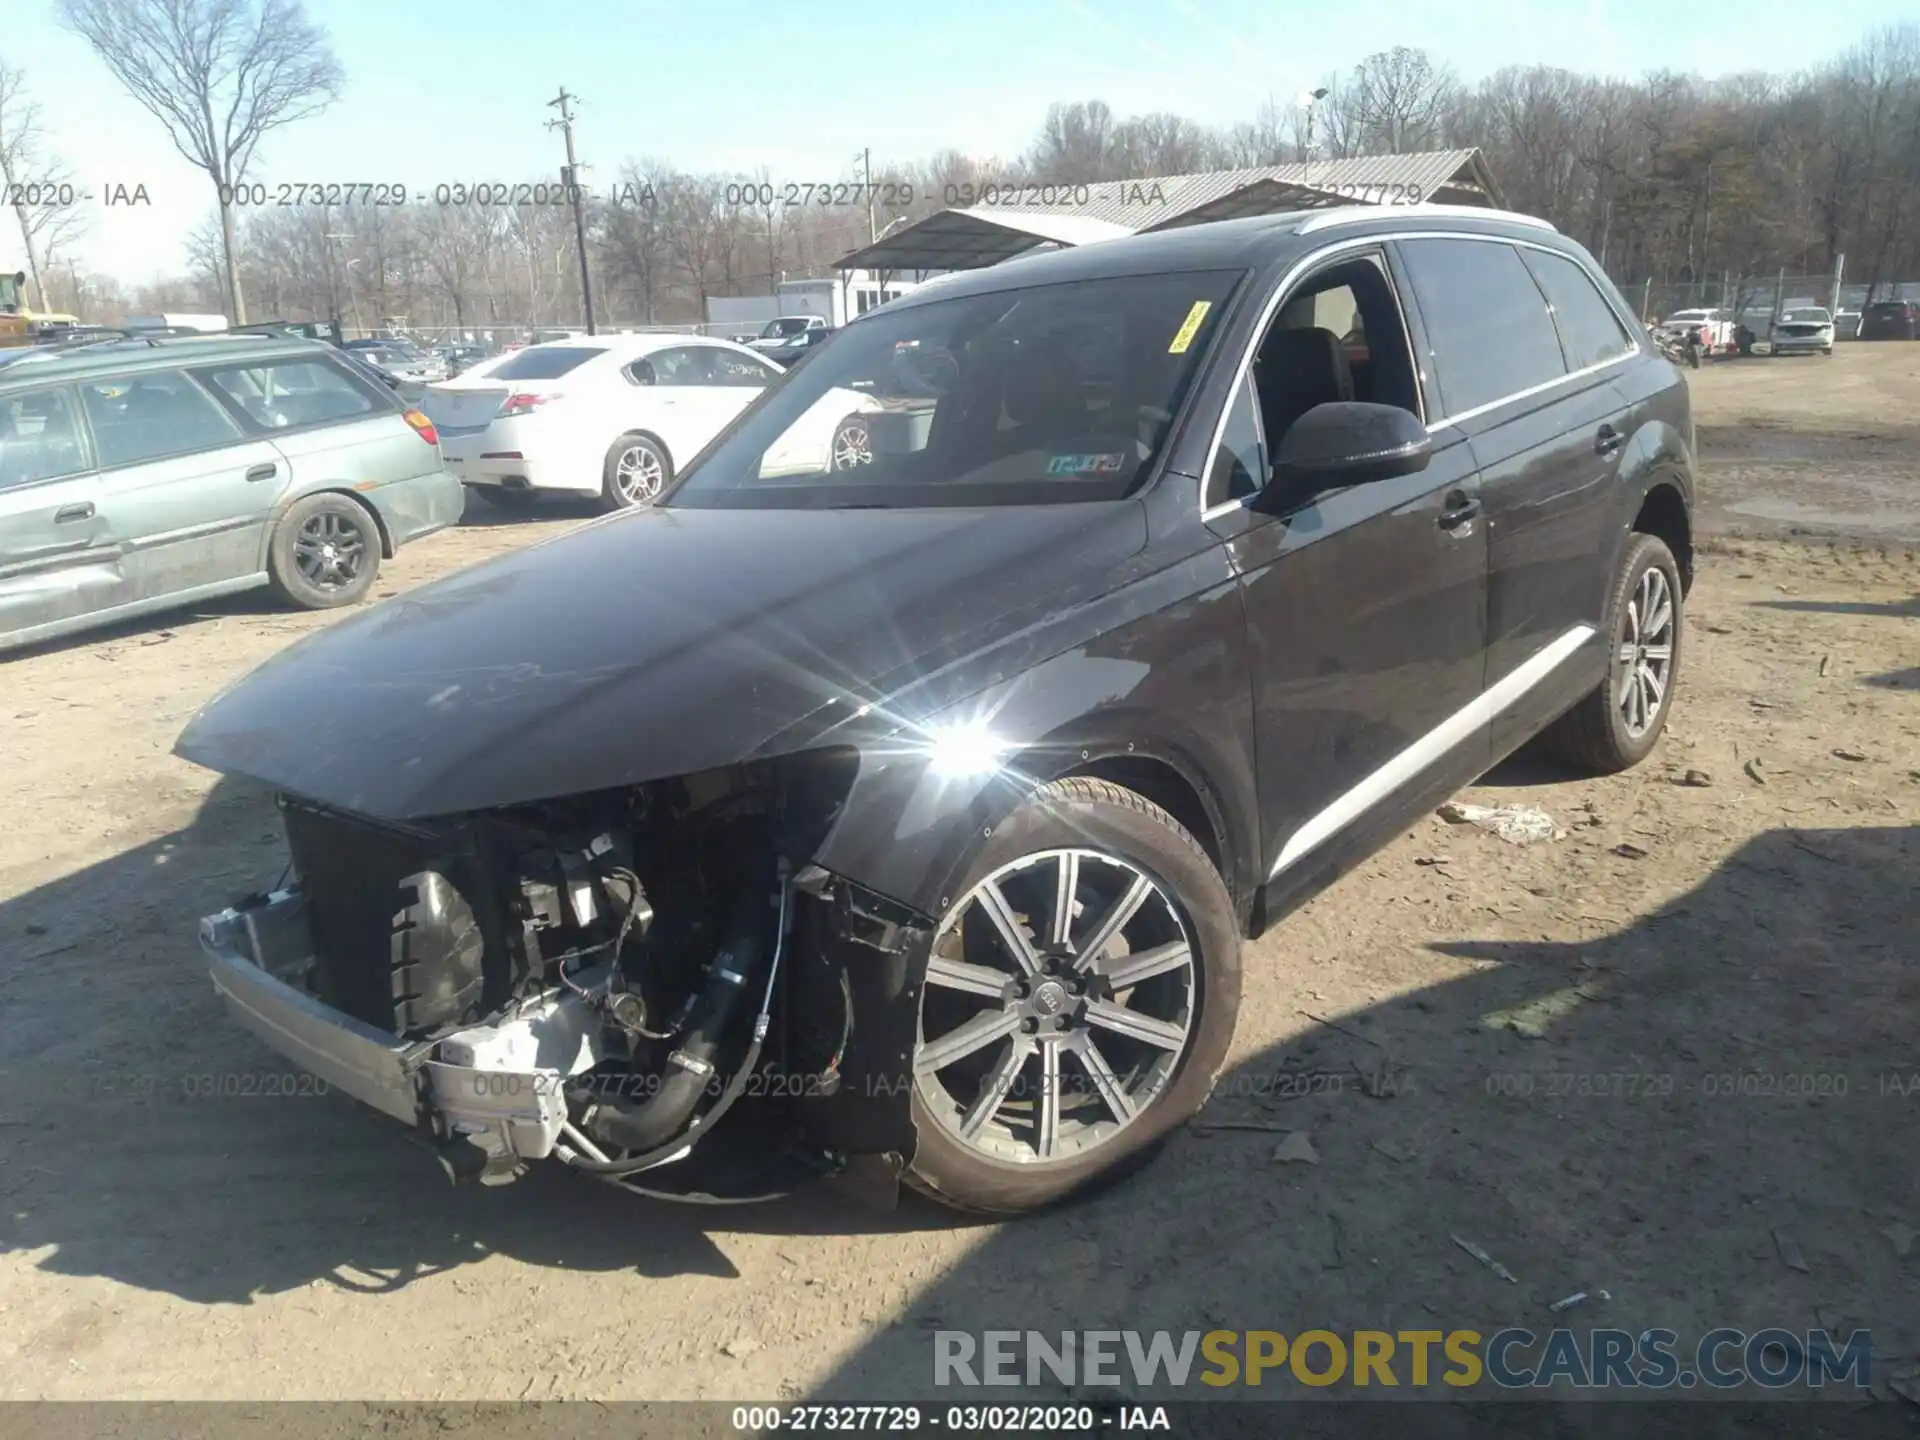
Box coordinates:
[8,0,1914,285]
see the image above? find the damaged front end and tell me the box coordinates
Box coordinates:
[200,750,930,1202]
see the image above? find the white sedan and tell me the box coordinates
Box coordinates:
[422,334,861,511]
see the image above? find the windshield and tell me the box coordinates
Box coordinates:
[486,345,607,380]
[668,268,1243,510]
[763,317,812,338]
[1782,309,1829,323]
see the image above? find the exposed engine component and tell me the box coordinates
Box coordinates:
[266,757,856,1188]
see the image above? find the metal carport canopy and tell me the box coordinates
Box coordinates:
[834,209,1136,273]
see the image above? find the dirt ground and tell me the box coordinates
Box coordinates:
[1,345,1916,1407]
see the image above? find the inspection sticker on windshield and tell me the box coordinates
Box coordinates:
[1168,300,1213,354]
[1047,452,1129,476]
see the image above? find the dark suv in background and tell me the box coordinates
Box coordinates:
[181,203,1694,1215]
[1859,299,1918,341]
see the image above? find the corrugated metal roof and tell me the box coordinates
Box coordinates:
[834,149,1501,272]
[972,150,1494,230]
[833,209,1134,273]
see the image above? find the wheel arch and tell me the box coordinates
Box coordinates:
[1632,478,1693,594]
[609,428,675,476]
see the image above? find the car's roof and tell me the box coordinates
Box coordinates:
[509,332,757,360]
[876,205,1575,314]
[0,333,340,392]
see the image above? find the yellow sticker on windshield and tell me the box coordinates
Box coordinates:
[1168,300,1212,354]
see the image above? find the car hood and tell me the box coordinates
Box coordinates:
[174,501,1147,820]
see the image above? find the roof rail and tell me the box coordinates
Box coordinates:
[1293,203,1558,235]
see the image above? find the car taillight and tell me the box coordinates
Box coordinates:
[499,392,557,418]
[402,409,438,446]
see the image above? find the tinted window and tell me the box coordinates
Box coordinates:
[1205,375,1266,508]
[672,268,1241,508]
[650,347,720,386]
[0,388,88,489]
[78,370,243,467]
[1400,238,1567,414]
[1521,250,1633,370]
[487,346,606,380]
[203,359,381,429]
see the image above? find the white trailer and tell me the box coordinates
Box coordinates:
[706,270,922,338]
[123,312,230,333]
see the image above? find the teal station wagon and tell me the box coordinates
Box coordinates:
[0,333,465,654]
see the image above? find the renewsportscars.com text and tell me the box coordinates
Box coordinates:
[933,1328,1871,1391]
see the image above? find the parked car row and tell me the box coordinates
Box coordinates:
[1,332,465,653]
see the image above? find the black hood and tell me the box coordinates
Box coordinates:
[175,502,1147,819]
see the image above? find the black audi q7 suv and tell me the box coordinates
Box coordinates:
[177,204,1694,1215]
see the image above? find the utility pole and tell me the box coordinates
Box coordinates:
[548,87,598,335]
[861,147,876,243]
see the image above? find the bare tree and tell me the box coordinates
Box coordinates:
[0,62,87,311]
[58,0,343,323]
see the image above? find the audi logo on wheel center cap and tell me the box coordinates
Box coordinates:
[1032,980,1069,1016]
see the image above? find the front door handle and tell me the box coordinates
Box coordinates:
[1595,423,1625,456]
[1438,491,1481,531]
[245,462,278,481]
[55,502,95,523]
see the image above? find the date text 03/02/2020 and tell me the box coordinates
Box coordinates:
[730,1405,1168,1432]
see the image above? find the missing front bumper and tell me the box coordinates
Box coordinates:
[200,888,607,1181]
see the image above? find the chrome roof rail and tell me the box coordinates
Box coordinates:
[1293,203,1558,235]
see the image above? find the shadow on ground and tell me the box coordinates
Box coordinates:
[0,778,946,1308]
[4,777,1914,1420]
[799,823,1918,1413]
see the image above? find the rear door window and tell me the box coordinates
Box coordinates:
[200,358,383,430]
[1397,238,1569,416]
[77,370,245,468]
[649,347,722,386]
[0,387,90,488]
[1520,249,1635,371]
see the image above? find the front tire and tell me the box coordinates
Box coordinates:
[602,433,671,512]
[268,493,381,610]
[905,777,1241,1214]
[1543,532,1684,774]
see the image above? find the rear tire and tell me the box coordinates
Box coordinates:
[1543,532,1684,774]
[268,493,381,610]
[602,433,670,512]
[904,776,1241,1215]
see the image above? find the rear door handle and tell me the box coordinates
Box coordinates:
[55,502,95,523]
[1595,424,1625,456]
[1438,491,1481,531]
[246,462,278,481]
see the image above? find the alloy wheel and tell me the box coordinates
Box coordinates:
[1616,564,1675,738]
[615,445,665,505]
[293,512,366,591]
[915,848,1197,1165]
[831,420,874,471]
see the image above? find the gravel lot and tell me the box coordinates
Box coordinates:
[1,345,1915,1405]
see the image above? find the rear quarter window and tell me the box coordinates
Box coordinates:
[1520,249,1635,370]
[201,358,384,430]
[1398,237,1569,416]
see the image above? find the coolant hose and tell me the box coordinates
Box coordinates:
[580,878,772,1154]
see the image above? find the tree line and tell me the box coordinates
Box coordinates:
[2,0,1916,331]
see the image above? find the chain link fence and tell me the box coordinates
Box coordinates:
[1605,271,1918,342]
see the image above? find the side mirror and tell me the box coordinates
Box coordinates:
[1265,401,1431,499]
